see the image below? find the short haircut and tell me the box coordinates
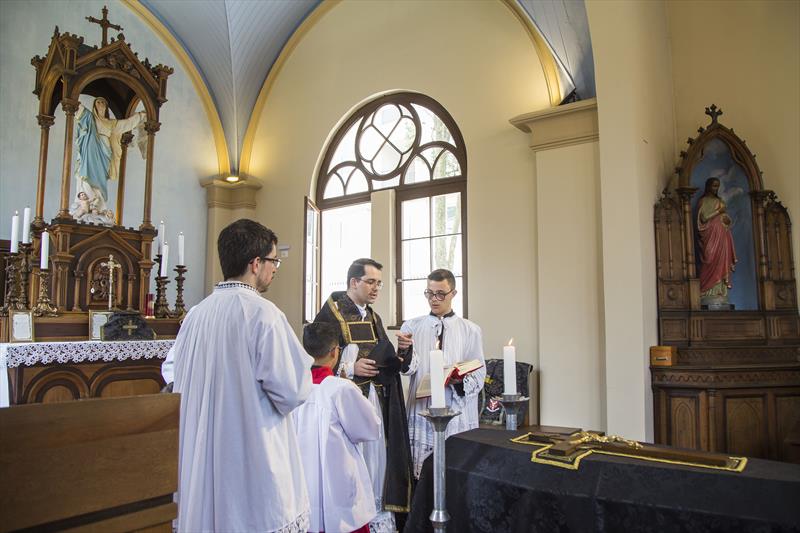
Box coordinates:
[346,258,383,286]
[303,322,340,359]
[217,219,277,280]
[428,268,456,289]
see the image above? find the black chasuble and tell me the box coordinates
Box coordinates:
[313,291,413,513]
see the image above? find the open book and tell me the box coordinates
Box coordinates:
[415,359,483,399]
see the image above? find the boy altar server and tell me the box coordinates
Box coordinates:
[294,322,382,533]
[399,269,486,478]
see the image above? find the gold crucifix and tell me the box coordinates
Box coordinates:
[86,6,123,47]
[101,254,122,311]
[122,319,138,337]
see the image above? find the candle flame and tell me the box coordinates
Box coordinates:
[507,338,514,346]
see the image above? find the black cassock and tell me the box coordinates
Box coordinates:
[313,291,413,513]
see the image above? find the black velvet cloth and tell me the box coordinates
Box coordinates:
[405,428,800,533]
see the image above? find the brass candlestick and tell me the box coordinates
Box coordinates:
[1,252,21,316]
[33,268,58,317]
[154,275,171,318]
[18,242,33,310]
[173,265,187,318]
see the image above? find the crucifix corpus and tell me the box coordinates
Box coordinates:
[101,254,122,311]
[86,5,123,47]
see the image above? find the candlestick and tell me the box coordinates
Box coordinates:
[18,242,33,310]
[10,211,19,253]
[160,243,169,277]
[21,207,31,244]
[430,347,446,409]
[498,394,529,431]
[0,253,20,316]
[177,232,185,265]
[32,268,58,317]
[154,276,171,318]
[420,407,461,532]
[503,339,517,396]
[173,265,187,318]
[40,231,49,270]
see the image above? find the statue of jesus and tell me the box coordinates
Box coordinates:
[73,97,146,217]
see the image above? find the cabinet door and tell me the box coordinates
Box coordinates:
[722,392,768,459]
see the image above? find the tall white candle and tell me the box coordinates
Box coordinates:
[40,231,49,270]
[21,207,31,244]
[10,211,19,253]
[503,338,517,396]
[160,243,169,277]
[177,232,185,265]
[157,220,165,255]
[430,346,446,409]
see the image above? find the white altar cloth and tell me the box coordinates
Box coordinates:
[0,339,174,408]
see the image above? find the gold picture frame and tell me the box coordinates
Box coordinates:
[89,310,113,341]
[9,310,34,343]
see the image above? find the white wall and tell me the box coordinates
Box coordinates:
[0,0,217,307]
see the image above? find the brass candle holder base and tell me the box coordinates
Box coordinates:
[1,252,21,316]
[173,264,187,318]
[18,242,33,310]
[154,275,172,318]
[32,268,58,317]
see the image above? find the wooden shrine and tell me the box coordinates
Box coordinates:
[651,105,800,463]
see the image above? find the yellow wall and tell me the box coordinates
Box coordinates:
[247,0,552,365]
[667,0,800,297]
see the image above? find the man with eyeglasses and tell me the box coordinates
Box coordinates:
[169,219,313,532]
[399,268,486,479]
[312,258,413,532]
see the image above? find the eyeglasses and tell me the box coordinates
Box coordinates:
[357,278,384,289]
[256,256,281,269]
[424,289,455,301]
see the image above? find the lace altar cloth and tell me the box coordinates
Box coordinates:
[0,340,174,407]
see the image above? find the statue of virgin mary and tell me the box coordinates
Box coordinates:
[71,97,146,222]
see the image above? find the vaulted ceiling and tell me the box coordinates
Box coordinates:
[138,0,594,175]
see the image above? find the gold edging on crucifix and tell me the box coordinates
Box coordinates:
[101,254,122,311]
[86,5,123,47]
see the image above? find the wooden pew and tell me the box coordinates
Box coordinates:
[0,394,179,532]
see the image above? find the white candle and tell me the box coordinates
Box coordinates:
[10,211,19,253]
[160,243,169,277]
[177,232,185,265]
[157,220,165,255]
[430,346,446,409]
[21,207,31,244]
[503,338,517,396]
[40,231,49,270]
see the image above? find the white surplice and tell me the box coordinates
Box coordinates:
[292,375,381,532]
[401,313,486,478]
[172,282,314,533]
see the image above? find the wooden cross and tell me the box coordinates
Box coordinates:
[122,319,138,337]
[86,6,123,47]
[101,254,122,311]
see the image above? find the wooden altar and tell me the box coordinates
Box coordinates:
[651,105,800,463]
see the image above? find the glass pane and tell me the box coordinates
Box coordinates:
[420,147,443,166]
[412,103,455,146]
[431,192,461,235]
[402,197,430,239]
[451,276,464,316]
[433,150,461,179]
[321,203,371,298]
[373,143,401,175]
[404,156,431,184]
[346,169,368,194]
[323,175,344,199]
[358,125,384,161]
[372,177,400,190]
[328,121,358,172]
[305,205,319,322]
[388,116,416,153]
[431,235,462,275]
[374,104,401,136]
[402,279,429,321]
[402,238,431,280]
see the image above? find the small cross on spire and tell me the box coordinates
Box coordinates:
[86,5,123,47]
[704,104,723,125]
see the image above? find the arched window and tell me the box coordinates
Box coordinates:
[305,92,467,323]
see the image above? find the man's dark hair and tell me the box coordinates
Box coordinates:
[428,268,456,289]
[303,322,340,359]
[346,258,383,287]
[217,219,278,280]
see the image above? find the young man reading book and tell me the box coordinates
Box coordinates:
[293,322,381,533]
[398,269,486,478]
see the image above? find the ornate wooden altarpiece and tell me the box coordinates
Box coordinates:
[0,8,184,404]
[652,105,800,463]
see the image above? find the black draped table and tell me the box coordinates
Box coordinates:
[405,428,800,532]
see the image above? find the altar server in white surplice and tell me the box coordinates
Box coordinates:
[398,269,486,478]
[172,219,313,533]
[293,322,381,533]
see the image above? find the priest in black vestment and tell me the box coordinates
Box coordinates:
[313,258,413,531]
